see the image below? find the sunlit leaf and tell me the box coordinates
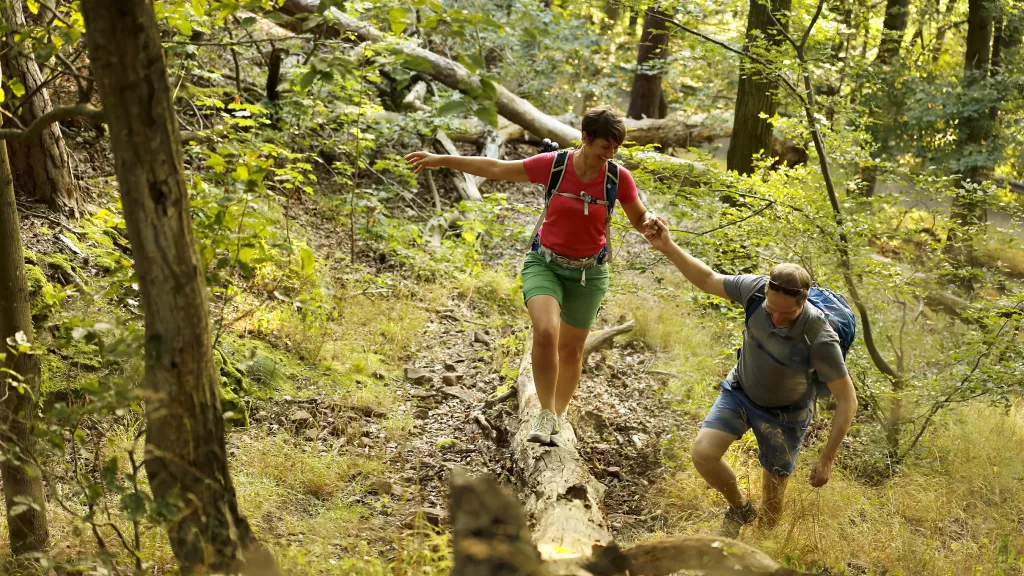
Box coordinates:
[439,100,470,116]
[389,7,408,35]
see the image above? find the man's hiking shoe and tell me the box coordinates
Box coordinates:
[716,500,757,539]
[527,409,558,445]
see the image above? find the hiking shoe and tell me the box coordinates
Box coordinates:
[527,409,558,445]
[716,500,757,539]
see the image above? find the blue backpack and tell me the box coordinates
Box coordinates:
[744,284,856,400]
[526,149,619,263]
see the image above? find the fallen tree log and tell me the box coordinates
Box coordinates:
[513,334,612,561]
[277,0,727,156]
[433,130,484,201]
[449,467,817,576]
[582,320,634,366]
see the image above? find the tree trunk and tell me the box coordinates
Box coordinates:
[78,2,276,573]
[0,141,49,556]
[856,0,912,197]
[627,10,670,120]
[2,0,79,218]
[947,0,995,265]
[876,0,911,64]
[726,0,792,175]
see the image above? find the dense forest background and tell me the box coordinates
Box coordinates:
[0,0,1022,574]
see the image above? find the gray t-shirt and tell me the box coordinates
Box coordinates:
[723,275,849,407]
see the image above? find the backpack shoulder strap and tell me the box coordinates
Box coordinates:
[546,150,570,200]
[601,160,620,263]
[528,150,571,252]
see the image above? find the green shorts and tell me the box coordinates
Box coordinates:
[521,251,609,330]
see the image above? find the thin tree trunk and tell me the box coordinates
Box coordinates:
[2,0,79,218]
[78,1,277,573]
[627,10,670,120]
[947,0,995,267]
[0,141,49,556]
[876,0,911,63]
[856,0,912,197]
[726,0,792,175]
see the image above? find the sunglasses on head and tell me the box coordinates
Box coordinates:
[768,280,806,298]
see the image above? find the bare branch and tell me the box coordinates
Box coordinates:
[800,0,827,51]
[645,11,807,106]
[0,103,104,142]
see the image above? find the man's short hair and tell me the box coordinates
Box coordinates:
[581,105,626,146]
[768,263,811,300]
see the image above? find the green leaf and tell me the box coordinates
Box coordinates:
[438,100,470,116]
[299,70,317,91]
[479,77,497,101]
[33,41,56,64]
[300,246,315,274]
[402,55,435,73]
[25,0,39,15]
[389,7,408,35]
[475,105,499,128]
[233,165,249,181]
[9,504,30,517]
[427,0,443,12]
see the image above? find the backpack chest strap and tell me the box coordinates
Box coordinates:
[552,191,610,215]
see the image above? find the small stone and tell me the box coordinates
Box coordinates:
[442,373,464,386]
[604,466,623,479]
[289,410,313,422]
[414,408,430,419]
[592,443,614,452]
[441,386,485,404]
[304,429,319,441]
[404,367,433,384]
[444,361,458,372]
[367,479,394,495]
[404,507,446,528]
[472,331,493,347]
[359,437,373,447]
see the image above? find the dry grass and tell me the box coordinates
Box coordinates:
[652,402,1024,575]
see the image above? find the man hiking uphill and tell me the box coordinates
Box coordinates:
[405,106,660,445]
[645,219,857,538]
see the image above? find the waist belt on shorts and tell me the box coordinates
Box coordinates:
[536,245,602,286]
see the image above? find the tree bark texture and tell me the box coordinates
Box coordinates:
[948,0,995,251]
[857,0,912,196]
[2,0,78,217]
[876,0,911,64]
[726,0,792,175]
[0,142,49,555]
[627,10,670,120]
[78,2,274,573]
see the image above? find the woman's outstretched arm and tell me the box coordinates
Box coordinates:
[404,151,531,182]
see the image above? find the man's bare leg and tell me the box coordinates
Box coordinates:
[553,321,590,417]
[691,427,744,507]
[526,296,561,411]
[760,468,789,528]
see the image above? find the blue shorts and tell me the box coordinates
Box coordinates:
[702,381,814,477]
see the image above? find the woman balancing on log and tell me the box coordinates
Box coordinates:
[405,106,660,445]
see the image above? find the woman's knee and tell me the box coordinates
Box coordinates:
[533,324,559,350]
[557,341,585,364]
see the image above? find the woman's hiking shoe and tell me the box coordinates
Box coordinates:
[716,500,757,539]
[527,409,559,445]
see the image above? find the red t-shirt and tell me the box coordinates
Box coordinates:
[523,151,639,258]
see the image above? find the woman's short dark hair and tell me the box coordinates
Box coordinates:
[581,105,626,146]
